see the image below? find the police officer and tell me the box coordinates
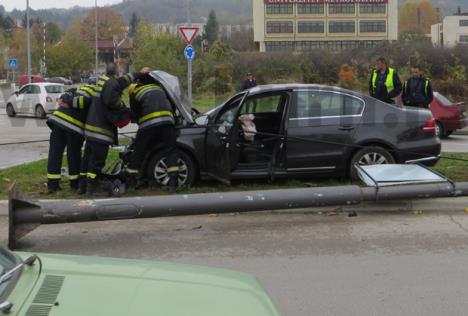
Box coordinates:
[81,63,146,196]
[402,65,434,109]
[126,77,179,192]
[46,84,95,193]
[369,57,402,104]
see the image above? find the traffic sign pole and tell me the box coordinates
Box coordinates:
[179,26,199,107]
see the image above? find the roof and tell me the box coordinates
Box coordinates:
[88,39,133,50]
[248,83,363,97]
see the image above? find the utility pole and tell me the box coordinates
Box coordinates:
[186,0,192,104]
[95,0,99,76]
[42,22,46,78]
[26,0,32,83]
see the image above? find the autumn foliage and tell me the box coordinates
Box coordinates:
[399,0,438,34]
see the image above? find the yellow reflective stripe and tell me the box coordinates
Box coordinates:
[69,175,79,180]
[425,79,429,95]
[126,168,138,174]
[135,85,161,100]
[84,124,113,137]
[80,173,87,177]
[79,96,85,110]
[80,86,96,96]
[47,174,61,180]
[138,111,174,125]
[87,172,97,179]
[53,111,85,128]
[167,167,179,173]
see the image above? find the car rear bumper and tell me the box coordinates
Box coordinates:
[440,118,468,131]
[397,141,441,167]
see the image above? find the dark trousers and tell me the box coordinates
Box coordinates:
[81,140,109,179]
[47,125,84,184]
[128,124,177,174]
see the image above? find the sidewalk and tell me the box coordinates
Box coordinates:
[454,127,468,136]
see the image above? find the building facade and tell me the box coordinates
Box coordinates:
[253,0,398,52]
[431,14,468,47]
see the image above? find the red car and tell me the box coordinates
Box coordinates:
[398,92,467,138]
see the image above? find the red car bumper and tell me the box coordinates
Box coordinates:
[440,118,468,131]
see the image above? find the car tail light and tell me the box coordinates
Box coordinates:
[422,118,436,134]
[46,96,53,103]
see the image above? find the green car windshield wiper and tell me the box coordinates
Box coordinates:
[0,255,38,286]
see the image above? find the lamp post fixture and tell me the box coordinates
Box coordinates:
[26,0,32,84]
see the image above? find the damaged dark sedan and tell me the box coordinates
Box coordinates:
[121,71,441,187]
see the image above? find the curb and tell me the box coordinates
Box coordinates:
[1,197,468,217]
[453,130,468,136]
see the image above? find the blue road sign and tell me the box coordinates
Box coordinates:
[184,45,195,61]
[8,59,17,70]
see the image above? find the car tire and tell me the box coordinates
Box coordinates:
[146,149,197,188]
[445,130,453,138]
[6,103,16,117]
[349,146,395,180]
[35,105,46,119]
[435,121,445,139]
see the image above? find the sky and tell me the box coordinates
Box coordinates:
[2,0,122,12]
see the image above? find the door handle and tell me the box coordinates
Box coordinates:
[339,125,355,131]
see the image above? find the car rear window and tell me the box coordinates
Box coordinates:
[45,85,65,94]
[434,92,453,106]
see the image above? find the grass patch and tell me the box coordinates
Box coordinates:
[1,152,468,200]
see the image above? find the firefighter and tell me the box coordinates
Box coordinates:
[402,65,434,109]
[80,63,147,196]
[369,57,402,104]
[126,78,179,192]
[46,84,95,193]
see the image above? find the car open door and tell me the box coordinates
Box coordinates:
[205,93,248,184]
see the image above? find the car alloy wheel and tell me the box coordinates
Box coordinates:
[358,152,390,165]
[35,105,46,119]
[154,157,189,187]
[349,146,395,180]
[435,121,445,139]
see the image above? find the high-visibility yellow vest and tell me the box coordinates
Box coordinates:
[372,67,395,97]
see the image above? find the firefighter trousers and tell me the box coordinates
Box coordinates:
[81,140,109,180]
[47,125,84,185]
[128,124,178,176]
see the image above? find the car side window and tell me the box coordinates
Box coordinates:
[240,94,283,114]
[216,96,243,132]
[292,91,363,118]
[30,85,41,94]
[18,86,30,94]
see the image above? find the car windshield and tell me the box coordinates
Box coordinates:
[45,85,65,94]
[434,92,453,106]
[0,248,17,297]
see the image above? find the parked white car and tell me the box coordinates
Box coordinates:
[6,83,65,118]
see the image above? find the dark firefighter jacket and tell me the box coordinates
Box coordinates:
[129,83,175,130]
[46,84,97,136]
[402,76,434,108]
[84,73,140,145]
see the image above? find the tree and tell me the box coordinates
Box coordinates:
[80,7,127,41]
[399,0,437,33]
[46,36,94,80]
[229,27,256,52]
[204,10,219,48]
[129,12,140,38]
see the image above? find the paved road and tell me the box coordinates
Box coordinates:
[1,211,468,316]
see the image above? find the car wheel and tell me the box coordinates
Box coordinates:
[147,149,197,188]
[349,146,395,180]
[435,121,445,139]
[6,104,16,117]
[35,105,46,119]
[445,130,453,138]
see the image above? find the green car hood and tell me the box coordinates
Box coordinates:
[9,253,281,316]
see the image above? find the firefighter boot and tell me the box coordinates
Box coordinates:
[76,177,87,195]
[47,180,61,194]
[70,179,79,190]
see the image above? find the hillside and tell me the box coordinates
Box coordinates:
[5,0,468,28]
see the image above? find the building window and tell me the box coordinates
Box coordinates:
[460,35,468,43]
[359,4,386,14]
[328,4,355,15]
[265,41,295,52]
[329,21,355,33]
[266,21,294,34]
[460,20,468,27]
[360,21,386,33]
[266,4,293,15]
[298,21,325,33]
[297,4,324,15]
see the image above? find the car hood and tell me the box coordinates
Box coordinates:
[13,253,280,316]
[149,71,194,124]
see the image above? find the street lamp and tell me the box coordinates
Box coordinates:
[95,0,99,76]
[26,0,32,83]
